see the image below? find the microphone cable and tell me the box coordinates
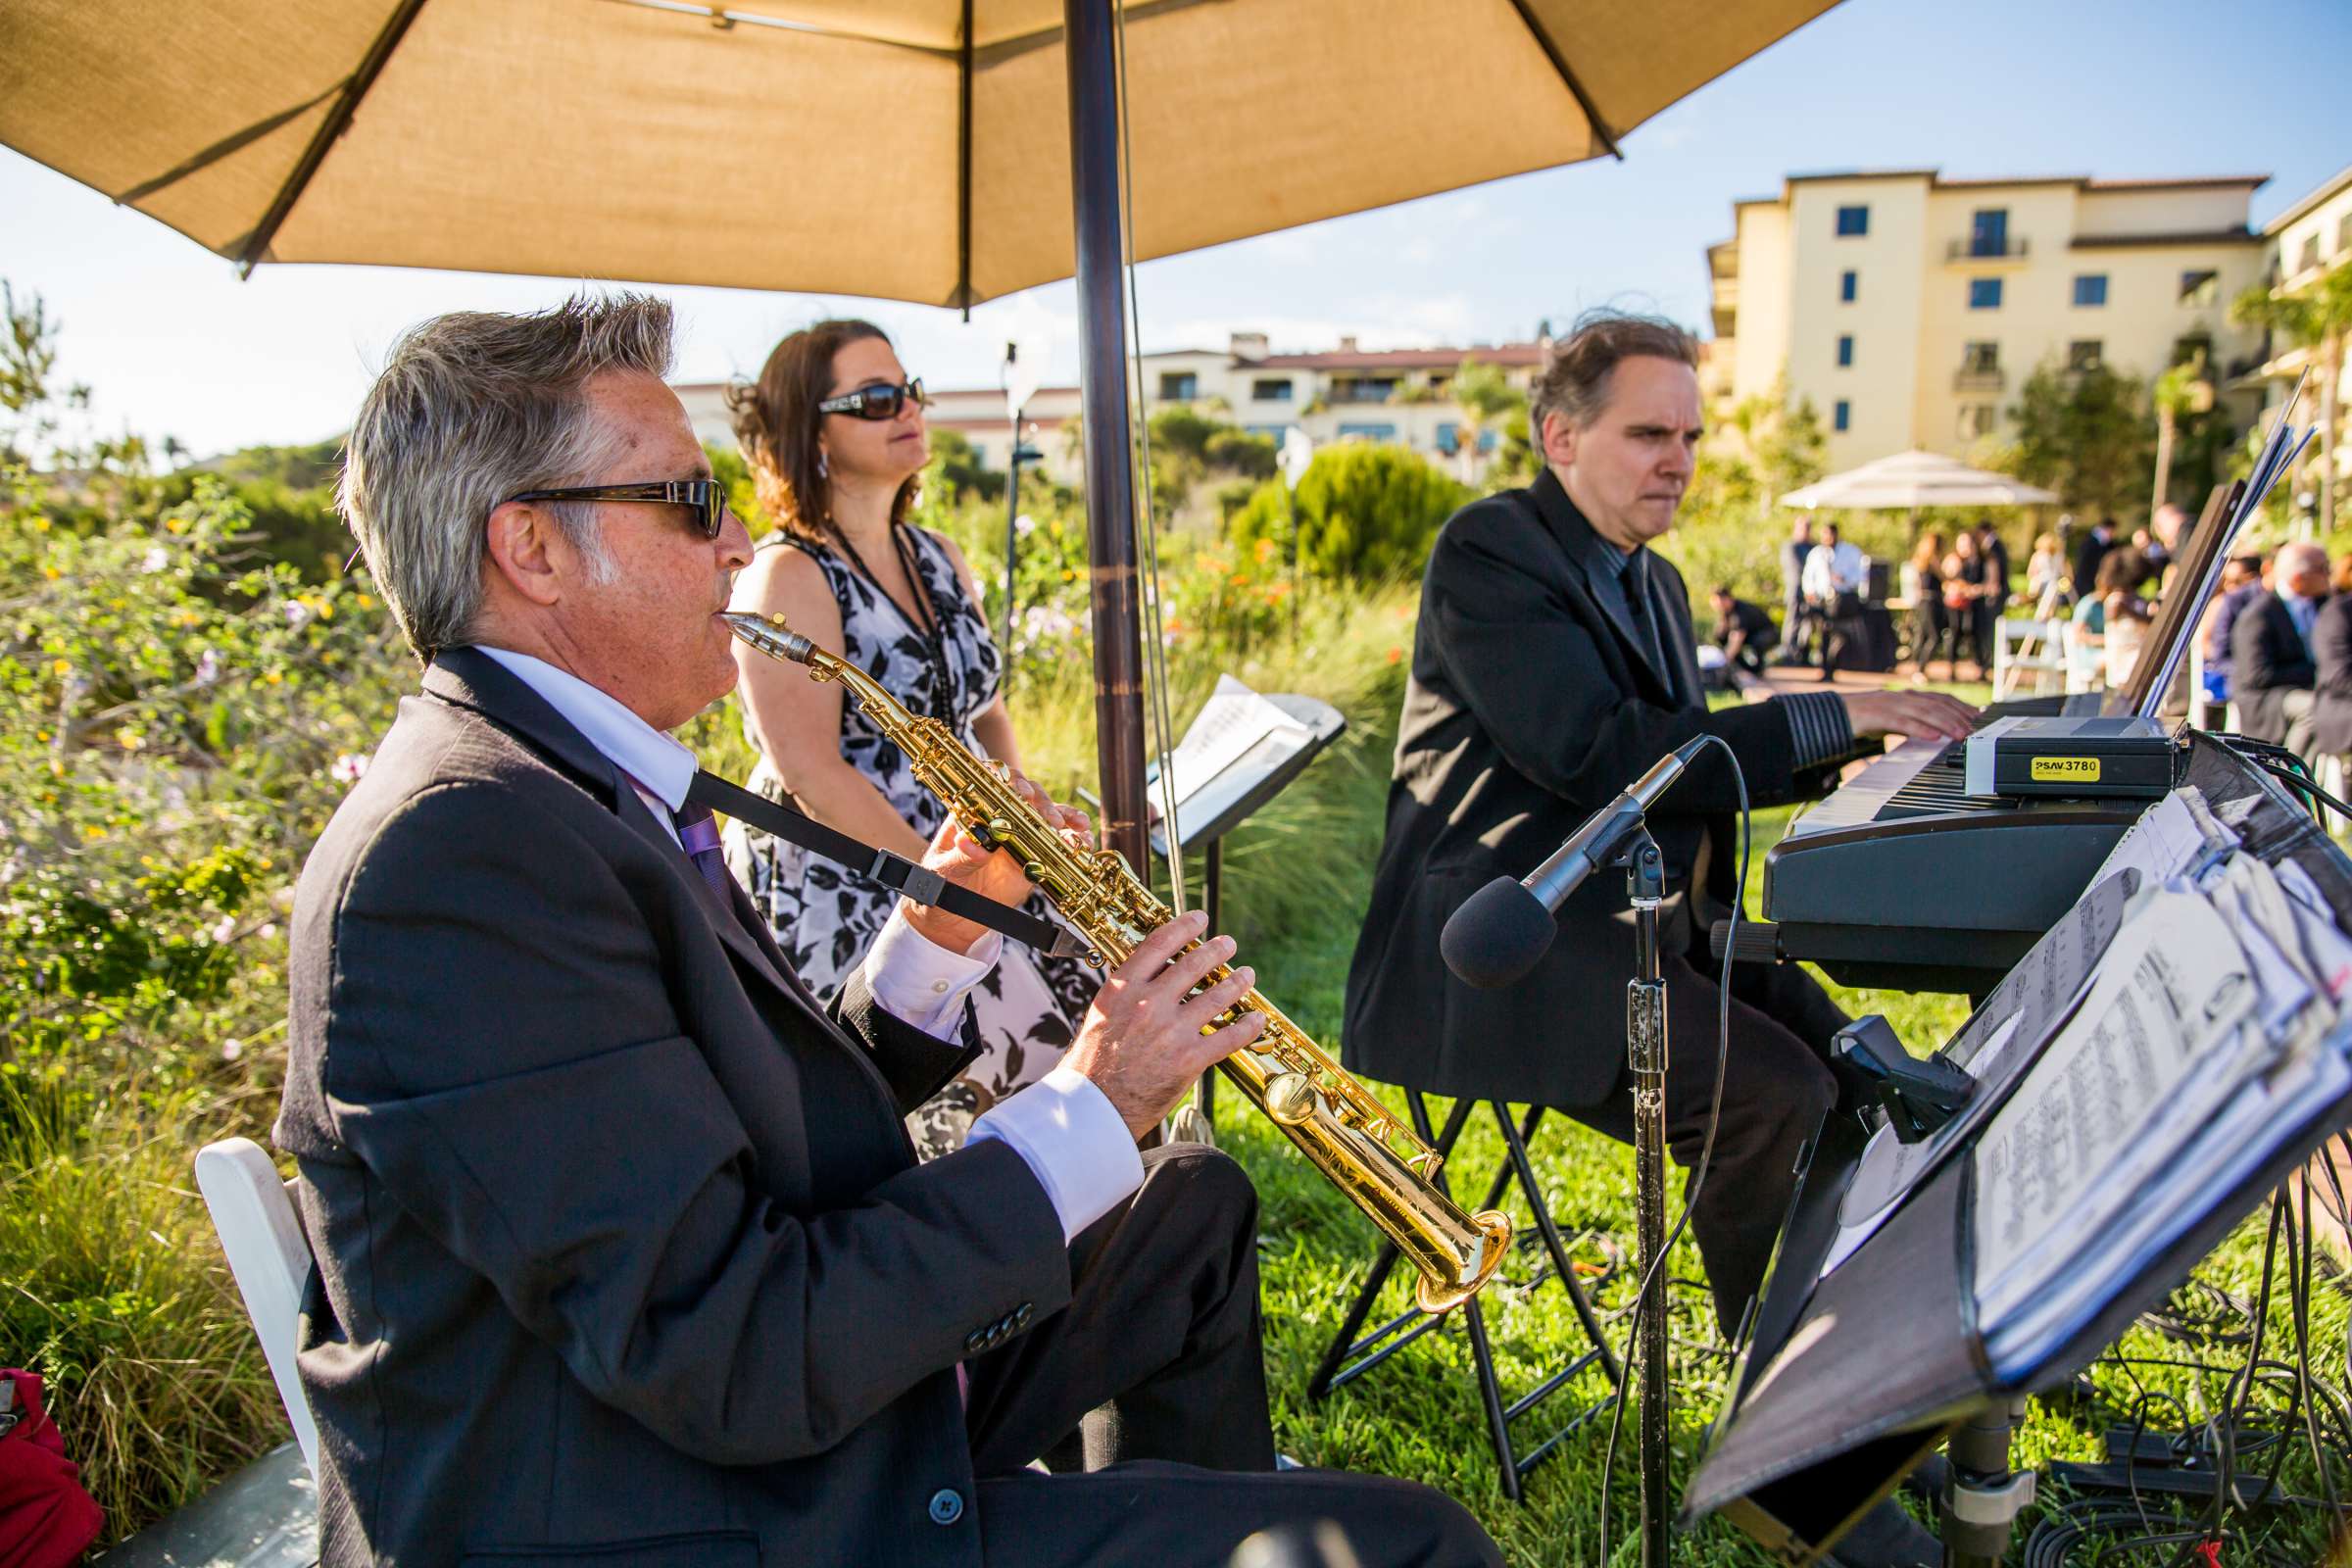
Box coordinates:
[1596,731,1748,1568]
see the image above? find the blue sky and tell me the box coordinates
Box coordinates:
[5,0,2348,459]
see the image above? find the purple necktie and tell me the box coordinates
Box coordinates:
[674,797,733,902]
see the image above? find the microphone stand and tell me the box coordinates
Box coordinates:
[1622,829,1672,1568]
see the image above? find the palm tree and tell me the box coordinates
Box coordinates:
[2149,360,2204,521]
[1447,358,1523,484]
[2231,264,2352,536]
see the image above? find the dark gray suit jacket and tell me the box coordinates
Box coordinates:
[1342,470,1839,1107]
[2230,590,2323,745]
[274,648,1070,1568]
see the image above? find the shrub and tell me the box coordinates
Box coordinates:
[1228,444,1469,586]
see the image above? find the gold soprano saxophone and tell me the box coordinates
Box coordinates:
[725,612,1511,1311]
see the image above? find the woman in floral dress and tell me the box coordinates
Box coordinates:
[722,319,1100,1158]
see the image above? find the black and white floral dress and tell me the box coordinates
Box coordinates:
[722,527,1102,1159]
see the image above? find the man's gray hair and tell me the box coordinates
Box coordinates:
[1527,309,1700,438]
[338,293,677,656]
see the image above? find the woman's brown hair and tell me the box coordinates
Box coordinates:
[1911,530,1944,569]
[727,318,921,546]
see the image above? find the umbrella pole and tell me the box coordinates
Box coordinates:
[1063,0,1150,873]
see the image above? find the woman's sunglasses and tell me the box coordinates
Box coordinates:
[817,378,928,421]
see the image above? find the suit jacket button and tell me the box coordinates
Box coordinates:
[928,1487,965,1525]
[1012,1302,1033,1329]
[963,1329,988,1355]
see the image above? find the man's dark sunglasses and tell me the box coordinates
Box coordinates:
[817,378,928,421]
[502,478,731,539]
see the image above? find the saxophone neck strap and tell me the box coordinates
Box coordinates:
[687,769,1084,959]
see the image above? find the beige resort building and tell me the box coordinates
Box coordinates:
[1707,170,2273,477]
[2239,162,2352,508]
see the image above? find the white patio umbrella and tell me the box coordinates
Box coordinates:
[1779,449,2058,512]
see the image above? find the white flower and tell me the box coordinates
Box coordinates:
[282,600,313,629]
[193,650,220,686]
[220,1038,243,1061]
[140,547,169,573]
[259,922,279,942]
[208,914,237,944]
[1013,514,1039,537]
[331,752,369,784]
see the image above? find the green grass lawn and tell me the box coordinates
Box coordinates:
[1213,712,2352,1568]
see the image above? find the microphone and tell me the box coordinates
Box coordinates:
[1440,738,1711,990]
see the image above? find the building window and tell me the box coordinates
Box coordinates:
[2073,273,2108,307]
[2297,235,2323,275]
[1332,377,1396,405]
[1436,421,1459,454]
[1157,371,1198,401]
[1251,377,1293,402]
[2179,270,2219,307]
[1970,208,2009,258]
[1336,421,1398,442]
[1833,400,1851,432]
[1962,341,2000,373]
[1836,204,1870,237]
[1959,404,1996,440]
[2338,212,2352,257]
[2067,340,2104,372]
[1969,277,2003,311]
[1837,334,1854,368]
[1839,269,1858,303]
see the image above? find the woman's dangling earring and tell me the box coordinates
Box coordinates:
[816,450,829,479]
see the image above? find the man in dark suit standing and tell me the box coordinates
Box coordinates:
[2071,516,2118,600]
[2232,540,2333,763]
[277,296,1498,1568]
[1344,312,1974,1339]
[1780,516,1816,663]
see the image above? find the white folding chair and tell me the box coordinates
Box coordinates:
[195,1137,319,1477]
[1992,616,2066,700]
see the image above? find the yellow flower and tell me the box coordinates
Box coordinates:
[28,516,49,533]
[357,594,375,610]
[41,565,59,581]
[81,823,105,840]
[50,659,69,675]
[1253,538,1277,564]
[116,728,144,752]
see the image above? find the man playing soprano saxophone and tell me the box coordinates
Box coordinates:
[276,295,1501,1568]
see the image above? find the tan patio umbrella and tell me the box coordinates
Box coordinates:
[1780,450,2059,512]
[2,0,1837,307]
[1,0,1842,878]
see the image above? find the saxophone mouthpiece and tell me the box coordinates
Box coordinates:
[723,611,813,665]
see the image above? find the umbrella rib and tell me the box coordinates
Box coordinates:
[233,0,433,275]
[594,0,956,56]
[1500,0,1621,161]
[114,77,352,207]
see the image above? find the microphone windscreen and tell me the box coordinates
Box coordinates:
[1441,876,1559,990]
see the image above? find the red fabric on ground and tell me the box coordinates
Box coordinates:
[0,1370,103,1568]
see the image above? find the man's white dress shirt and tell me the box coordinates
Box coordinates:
[1800,540,1866,601]
[472,645,1142,1242]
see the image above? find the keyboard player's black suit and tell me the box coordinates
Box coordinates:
[1345,469,1863,1335]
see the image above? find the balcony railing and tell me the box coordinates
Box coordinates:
[1953,367,2007,392]
[1945,237,2031,263]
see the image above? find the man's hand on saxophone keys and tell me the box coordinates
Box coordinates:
[895,766,1090,955]
[1065,909,1268,1140]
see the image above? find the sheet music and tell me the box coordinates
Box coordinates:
[1971,887,2259,1314]
[1160,675,1313,811]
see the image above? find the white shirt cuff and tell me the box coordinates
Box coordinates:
[863,906,1001,1036]
[968,1064,1145,1244]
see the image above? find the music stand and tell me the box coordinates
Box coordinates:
[1690,732,2352,1565]
[1142,678,1346,1126]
